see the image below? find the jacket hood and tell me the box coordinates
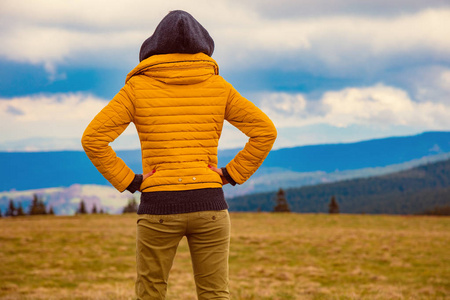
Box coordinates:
[139,10,214,62]
[126,53,219,85]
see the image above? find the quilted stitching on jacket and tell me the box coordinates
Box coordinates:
[82,53,276,193]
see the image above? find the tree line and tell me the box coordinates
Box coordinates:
[3,190,445,216]
[262,187,448,216]
[1,194,54,217]
[79,197,139,214]
[0,195,106,217]
[76,199,105,215]
[73,198,138,214]
[272,188,340,214]
[229,158,450,215]
[1,195,139,217]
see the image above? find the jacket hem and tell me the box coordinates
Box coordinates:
[141,181,223,192]
[137,188,228,215]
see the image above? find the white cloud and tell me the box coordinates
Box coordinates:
[0,93,104,123]
[260,92,307,116]
[0,2,449,151]
[0,1,449,75]
[0,93,139,149]
[0,0,242,68]
[0,84,449,152]
[0,24,144,68]
[0,92,251,151]
[382,65,450,108]
[226,0,449,18]
[258,84,450,130]
[438,69,450,94]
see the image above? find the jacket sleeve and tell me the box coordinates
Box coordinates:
[224,84,277,184]
[81,82,136,192]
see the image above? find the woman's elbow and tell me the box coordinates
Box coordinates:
[266,120,277,143]
[254,121,277,149]
[81,132,96,153]
[81,134,90,152]
[271,123,277,140]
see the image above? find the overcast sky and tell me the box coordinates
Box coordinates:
[0,0,449,151]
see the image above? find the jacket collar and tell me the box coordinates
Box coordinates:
[126,53,219,85]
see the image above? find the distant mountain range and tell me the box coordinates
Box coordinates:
[227,158,450,215]
[1,131,449,215]
[1,151,449,216]
[0,131,449,196]
[259,131,450,172]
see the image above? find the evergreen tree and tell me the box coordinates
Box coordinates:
[328,195,340,214]
[29,194,38,215]
[29,194,46,215]
[273,188,291,212]
[92,204,98,214]
[123,198,138,213]
[99,207,105,214]
[16,203,25,216]
[77,199,87,214]
[48,206,55,215]
[38,198,47,215]
[421,205,450,216]
[6,199,16,217]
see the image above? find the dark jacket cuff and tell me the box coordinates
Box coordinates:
[126,174,143,193]
[221,167,237,186]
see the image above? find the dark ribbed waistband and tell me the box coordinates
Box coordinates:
[138,188,228,215]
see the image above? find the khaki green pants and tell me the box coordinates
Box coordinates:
[135,210,230,300]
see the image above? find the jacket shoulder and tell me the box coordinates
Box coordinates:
[209,75,234,94]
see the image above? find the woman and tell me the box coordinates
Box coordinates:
[82,10,276,300]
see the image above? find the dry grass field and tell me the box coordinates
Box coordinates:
[0,213,449,300]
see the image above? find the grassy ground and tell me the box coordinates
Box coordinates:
[0,213,448,299]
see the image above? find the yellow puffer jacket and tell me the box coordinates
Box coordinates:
[82,53,277,193]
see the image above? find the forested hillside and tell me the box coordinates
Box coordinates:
[1,131,449,192]
[228,158,450,214]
